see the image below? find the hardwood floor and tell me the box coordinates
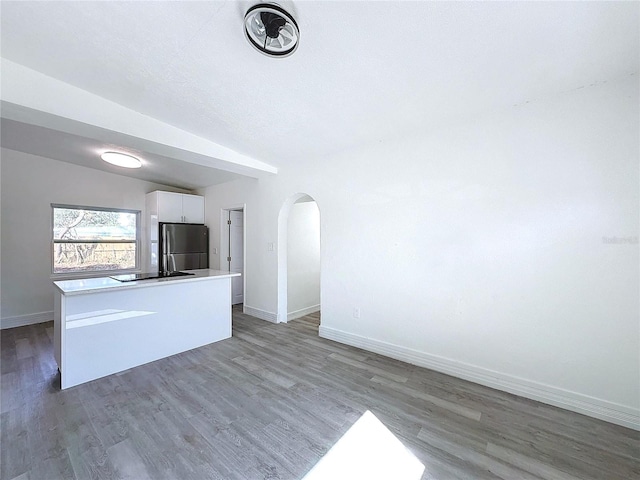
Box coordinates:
[1,307,638,479]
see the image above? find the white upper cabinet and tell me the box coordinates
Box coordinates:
[156,191,183,223]
[181,194,205,224]
[147,191,205,224]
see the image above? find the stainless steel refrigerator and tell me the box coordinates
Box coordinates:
[160,223,209,273]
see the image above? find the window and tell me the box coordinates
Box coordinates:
[52,204,140,274]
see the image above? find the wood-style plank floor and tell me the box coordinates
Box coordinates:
[1,307,638,479]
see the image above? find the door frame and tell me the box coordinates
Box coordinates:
[220,204,246,308]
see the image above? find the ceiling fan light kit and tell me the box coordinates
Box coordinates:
[244,3,299,57]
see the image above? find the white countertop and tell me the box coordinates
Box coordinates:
[53,269,240,295]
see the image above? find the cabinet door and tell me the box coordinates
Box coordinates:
[182,194,205,224]
[157,192,183,223]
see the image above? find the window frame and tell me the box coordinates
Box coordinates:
[51,203,142,278]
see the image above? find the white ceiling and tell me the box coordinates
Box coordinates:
[1,1,638,188]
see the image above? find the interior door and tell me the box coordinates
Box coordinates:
[229,210,244,305]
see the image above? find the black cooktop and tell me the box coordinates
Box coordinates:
[110,271,194,282]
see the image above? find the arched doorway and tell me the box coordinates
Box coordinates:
[277,193,321,328]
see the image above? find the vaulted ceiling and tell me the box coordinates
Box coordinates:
[1,1,638,189]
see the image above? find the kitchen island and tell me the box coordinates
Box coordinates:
[53,269,240,389]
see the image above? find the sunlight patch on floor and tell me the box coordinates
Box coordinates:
[302,410,425,480]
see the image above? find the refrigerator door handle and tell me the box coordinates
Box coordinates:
[167,232,175,273]
[163,226,171,273]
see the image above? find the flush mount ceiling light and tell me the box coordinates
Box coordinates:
[244,3,299,57]
[101,152,142,169]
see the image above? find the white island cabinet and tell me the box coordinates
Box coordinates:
[53,269,240,389]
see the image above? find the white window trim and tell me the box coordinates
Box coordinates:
[51,203,142,278]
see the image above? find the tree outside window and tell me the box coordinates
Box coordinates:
[52,205,139,274]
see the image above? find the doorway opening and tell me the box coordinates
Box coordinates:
[277,193,321,330]
[220,206,245,306]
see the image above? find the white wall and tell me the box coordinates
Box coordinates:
[287,201,320,317]
[201,75,639,428]
[0,149,188,327]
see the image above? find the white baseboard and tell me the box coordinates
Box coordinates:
[1,311,54,330]
[319,325,640,431]
[287,304,320,322]
[243,305,278,323]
